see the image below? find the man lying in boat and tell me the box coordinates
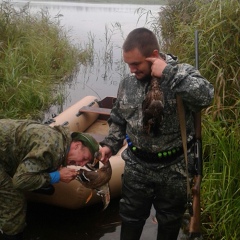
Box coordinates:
[0,119,100,240]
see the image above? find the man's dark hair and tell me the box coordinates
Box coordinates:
[123,28,160,57]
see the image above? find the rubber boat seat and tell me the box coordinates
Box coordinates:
[79,106,111,116]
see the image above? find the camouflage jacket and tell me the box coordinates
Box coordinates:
[0,119,71,191]
[101,53,214,155]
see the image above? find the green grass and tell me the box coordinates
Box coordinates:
[157,0,240,238]
[0,1,93,120]
[201,118,240,239]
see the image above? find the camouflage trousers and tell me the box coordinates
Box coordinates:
[119,148,192,237]
[0,167,26,235]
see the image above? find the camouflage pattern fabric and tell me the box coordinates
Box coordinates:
[119,146,195,232]
[120,148,191,225]
[0,168,26,235]
[0,119,71,235]
[100,53,214,236]
[100,53,214,154]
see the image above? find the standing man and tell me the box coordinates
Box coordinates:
[99,28,214,240]
[0,119,99,240]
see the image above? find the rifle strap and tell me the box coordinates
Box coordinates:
[176,95,192,208]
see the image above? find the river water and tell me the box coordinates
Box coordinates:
[1,1,186,240]
[13,0,162,115]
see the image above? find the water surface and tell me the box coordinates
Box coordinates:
[14,0,162,114]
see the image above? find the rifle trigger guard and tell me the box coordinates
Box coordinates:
[186,200,193,216]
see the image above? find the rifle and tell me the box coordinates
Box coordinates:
[177,30,203,239]
[189,30,203,239]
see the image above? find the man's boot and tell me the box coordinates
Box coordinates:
[120,222,144,240]
[2,232,24,240]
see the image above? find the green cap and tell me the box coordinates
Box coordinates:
[71,132,99,162]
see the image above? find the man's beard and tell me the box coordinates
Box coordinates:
[135,73,152,82]
[135,62,153,82]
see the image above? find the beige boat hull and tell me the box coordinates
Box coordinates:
[26,96,125,209]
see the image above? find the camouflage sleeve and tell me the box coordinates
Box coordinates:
[12,161,51,191]
[12,140,63,191]
[100,98,127,155]
[12,123,69,191]
[12,149,55,191]
[162,63,214,112]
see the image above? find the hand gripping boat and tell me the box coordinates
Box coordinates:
[25,96,126,209]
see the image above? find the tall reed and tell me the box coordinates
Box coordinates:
[0,1,92,119]
[159,0,240,122]
[158,0,240,238]
[201,116,240,239]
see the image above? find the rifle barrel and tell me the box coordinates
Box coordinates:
[195,30,199,70]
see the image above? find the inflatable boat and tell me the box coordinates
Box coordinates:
[26,96,126,209]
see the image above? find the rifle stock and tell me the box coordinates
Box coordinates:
[189,175,202,237]
[189,119,202,238]
[189,30,203,239]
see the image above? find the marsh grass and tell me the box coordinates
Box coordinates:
[202,118,240,239]
[157,0,240,238]
[159,0,240,122]
[0,1,92,119]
